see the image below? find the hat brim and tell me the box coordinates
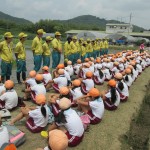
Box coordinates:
[55,34,61,36]
[6,35,14,38]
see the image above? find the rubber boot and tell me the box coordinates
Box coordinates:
[16,72,21,84]
[6,76,10,81]
[22,72,26,82]
[1,76,5,83]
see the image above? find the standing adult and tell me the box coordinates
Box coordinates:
[104,38,109,54]
[139,42,145,53]
[64,36,72,60]
[15,32,28,83]
[0,32,14,82]
[32,29,45,72]
[52,32,62,69]
[100,38,105,56]
[42,36,53,67]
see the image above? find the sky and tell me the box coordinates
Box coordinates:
[0,0,149,29]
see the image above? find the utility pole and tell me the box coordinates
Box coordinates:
[128,13,132,36]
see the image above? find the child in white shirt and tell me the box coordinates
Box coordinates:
[0,80,18,110]
[77,88,104,125]
[10,94,49,133]
[81,71,94,94]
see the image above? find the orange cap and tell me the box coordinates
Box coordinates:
[29,70,36,78]
[125,68,131,74]
[72,79,81,86]
[42,66,49,71]
[127,65,133,70]
[77,59,81,64]
[49,129,68,150]
[130,61,136,66]
[84,58,89,62]
[114,73,123,80]
[59,87,69,95]
[67,60,72,65]
[87,88,100,97]
[35,74,43,81]
[96,59,101,63]
[5,80,14,89]
[86,71,93,78]
[36,94,46,105]
[58,69,64,75]
[108,79,116,87]
[57,64,65,69]
[59,97,71,110]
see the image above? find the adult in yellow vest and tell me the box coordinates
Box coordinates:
[81,41,87,62]
[42,36,53,67]
[32,29,45,72]
[104,38,109,54]
[0,32,14,82]
[100,38,105,55]
[64,36,72,60]
[72,36,80,64]
[86,38,93,58]
[96,38,100,57]
[15,32,28,83]
[91,40,97,59]
[51,31,62,69]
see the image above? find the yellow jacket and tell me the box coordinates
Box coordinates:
[52,38,62,51]
[42,42,51,56]
[100,41,105,49]
[86,43,93,52]
[104,40,109,48]
[81,45,86,56]
[64,41,71,56]
[32,36,43,55]
[0,40,14,62]
[15,41,26,60]
[70,41,77,54]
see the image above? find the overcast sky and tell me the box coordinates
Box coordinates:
[0,0,149,29]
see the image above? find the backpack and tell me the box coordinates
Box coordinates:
[5,125,26,147]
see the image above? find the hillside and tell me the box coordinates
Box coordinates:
[55,15,145,32]
[0,11,32,24]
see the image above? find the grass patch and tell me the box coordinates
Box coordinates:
[121,81,150,150]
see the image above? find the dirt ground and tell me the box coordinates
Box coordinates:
[6,66,148,150]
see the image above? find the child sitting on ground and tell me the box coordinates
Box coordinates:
[77,88,104,125]
[102,79,120,111]
[114,73,129,102]
[81,71,94,94]
[48,97,84,147]
[49,69,68,93]
[10,94,49,133]
[41,66,52,90]
[0,80,18,110]
[23,74,46,103]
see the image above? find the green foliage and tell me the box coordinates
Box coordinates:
[0,11,32,24]
[0,12,146,39]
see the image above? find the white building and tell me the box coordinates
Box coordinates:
[106,24,133,34]
[65,30,107,40]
